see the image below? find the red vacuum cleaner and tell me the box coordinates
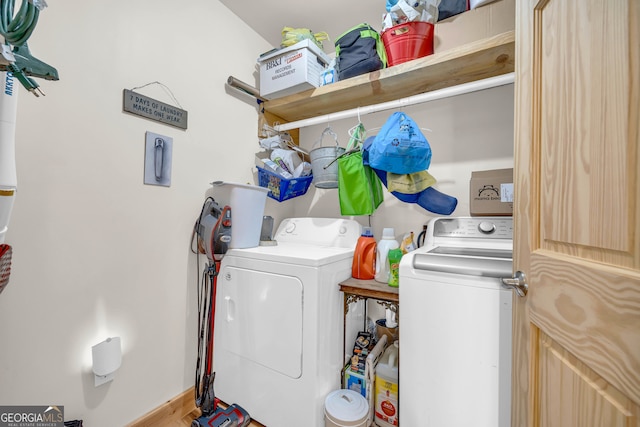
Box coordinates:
[192,198,251,427]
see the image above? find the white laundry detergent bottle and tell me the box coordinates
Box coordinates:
[375,340,399,427]
[375,228,400,283]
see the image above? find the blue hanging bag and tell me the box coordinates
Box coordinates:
[368,112,432,174]
[362,136,457,215]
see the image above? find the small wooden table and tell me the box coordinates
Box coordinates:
[340,277,399,311]
[339,277,399,318]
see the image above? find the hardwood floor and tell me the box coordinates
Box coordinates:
[132,390,374,427]
[127,388,265,427]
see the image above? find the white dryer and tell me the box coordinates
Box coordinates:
[213,217,362,427]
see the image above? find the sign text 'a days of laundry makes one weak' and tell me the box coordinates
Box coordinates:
[122,89,188,130]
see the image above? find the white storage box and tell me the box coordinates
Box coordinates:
[258,39,331,99]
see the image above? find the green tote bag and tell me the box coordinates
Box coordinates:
[337,123,384,216]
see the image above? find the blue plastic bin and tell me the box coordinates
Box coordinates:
[257,166,313,202]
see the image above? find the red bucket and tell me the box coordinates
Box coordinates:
[382,21,434,66]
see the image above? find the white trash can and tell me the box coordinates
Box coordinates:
[211,181,269,249]
[324,389,369,427]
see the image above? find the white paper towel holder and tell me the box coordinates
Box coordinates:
[92,337,122,387]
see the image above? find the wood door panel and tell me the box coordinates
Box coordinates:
[515,0,640,425]
[529,252,640,404]
[536,0,638,261]
[533,328,639,427]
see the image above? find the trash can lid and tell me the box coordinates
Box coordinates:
[324,389,369,422]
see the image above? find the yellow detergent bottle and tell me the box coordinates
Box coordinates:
[375,340,399,427]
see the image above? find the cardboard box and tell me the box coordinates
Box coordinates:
[258,39,331,100]
[434,0,515,53]
[470,168,513,216]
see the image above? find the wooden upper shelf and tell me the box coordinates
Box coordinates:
[262,30,515,124]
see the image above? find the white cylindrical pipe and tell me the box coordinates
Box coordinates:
[0,71,18,244]
[273,72,515,132]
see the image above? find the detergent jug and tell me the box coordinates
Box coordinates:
[352,227,376,279]
[374,228,400,283]
[387,248,403,287]
[375,340,399,427]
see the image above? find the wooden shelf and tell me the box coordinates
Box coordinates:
[339,277,398,304]
[262,30,515,125]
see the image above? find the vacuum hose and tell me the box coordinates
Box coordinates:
[0,0,41,47]
[0,0,58,96]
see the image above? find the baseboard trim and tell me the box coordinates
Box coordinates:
[127,387,198,427]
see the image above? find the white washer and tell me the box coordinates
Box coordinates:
[213,217,362,427]
[399,217,513,427]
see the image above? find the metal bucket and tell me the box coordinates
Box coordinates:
[310,127,345,189]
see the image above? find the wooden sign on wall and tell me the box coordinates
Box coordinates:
[123,89,188,130]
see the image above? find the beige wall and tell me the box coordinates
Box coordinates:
[0,1,273,425]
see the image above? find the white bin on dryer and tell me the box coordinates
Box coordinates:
[210,181,268,248]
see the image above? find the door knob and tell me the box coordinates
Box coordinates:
[501,271,528,297]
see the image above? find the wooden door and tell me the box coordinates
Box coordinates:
[513,1,640,426]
